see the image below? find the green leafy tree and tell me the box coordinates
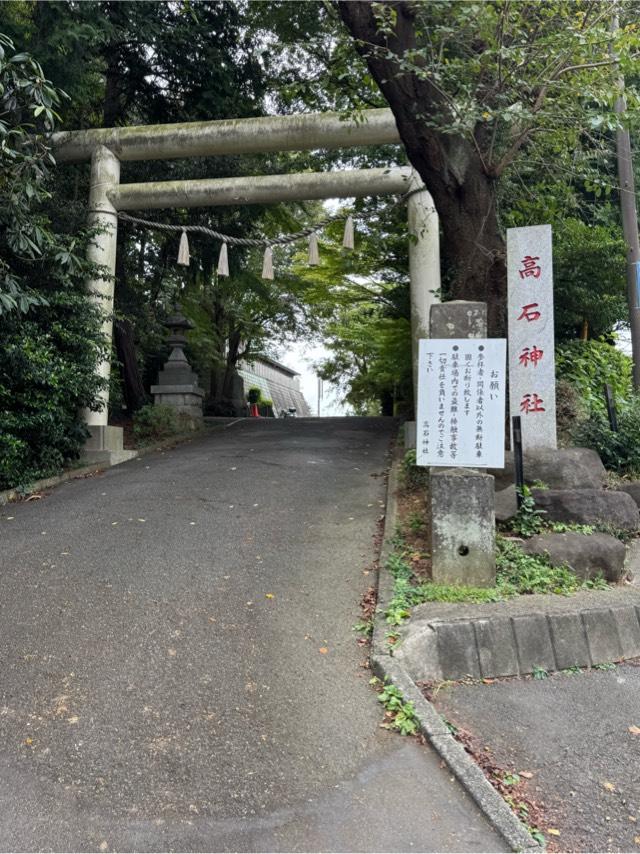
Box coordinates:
[0,33,106,488]
[338,1,640,332]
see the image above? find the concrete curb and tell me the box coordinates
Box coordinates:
[374,452,542,853]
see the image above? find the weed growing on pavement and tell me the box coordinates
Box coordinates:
[352,620,373,637]
[532,666,549,680]
[407,511,425,534]
[375,681,418,736]
[594,662,617,670]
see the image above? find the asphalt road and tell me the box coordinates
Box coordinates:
[0,418,505,852]
[435,663,640,852]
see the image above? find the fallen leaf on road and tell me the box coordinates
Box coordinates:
[67,716,79,724]
[265,593,275,599]
[137,518,146,523]
[520,771,534,779]
[629,816,637,822]
[634,836,640,846]
[319,647,328,654]
[24,737,33,746]
[547,829,560,837]
[603,781,616,792]
[629,725,640,735]
[25,494,42,501]
[167,649,177,657]
[482,678,495,684]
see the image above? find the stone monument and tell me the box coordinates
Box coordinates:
[507,224,557,449]
[151,305,204,424]
[420,300,502,587]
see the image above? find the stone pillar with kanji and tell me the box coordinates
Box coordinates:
[507,225,557,450]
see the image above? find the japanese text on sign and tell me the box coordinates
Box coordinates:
[416,339,506,468]
[507,224,557,449]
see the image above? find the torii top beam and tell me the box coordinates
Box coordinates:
[52,108,401,164]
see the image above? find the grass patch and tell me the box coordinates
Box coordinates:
[384,535,608,626]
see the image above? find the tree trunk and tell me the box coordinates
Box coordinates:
[338,1,507,334]
[114,319,147,412]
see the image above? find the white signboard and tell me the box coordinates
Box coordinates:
[507,225,557,449]
[416,338,506,468]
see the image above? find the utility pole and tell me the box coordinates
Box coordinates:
[612,11,640,389]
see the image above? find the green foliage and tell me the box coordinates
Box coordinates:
[573,394,640,477]
[353,620,373,638]
[383,534,607,625]
[532,667,549,680]
[0,288,106,489]
[0,33,66,315]
[509,486,546,537]
[495,537,607,595]
[552,221,627,342]
[132,404,194,444]
[407,512,425,534]
[401,449,429,490]
[556,341,632,419]
[247,387,262,405]
[0,34,106,489]
[377,683,418,736]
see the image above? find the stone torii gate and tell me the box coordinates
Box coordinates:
[51,108,441,462]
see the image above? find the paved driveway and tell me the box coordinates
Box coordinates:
[0,418,505,852]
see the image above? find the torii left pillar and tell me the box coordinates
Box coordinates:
[81,145,135,463]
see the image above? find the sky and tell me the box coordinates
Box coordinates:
[278,339,347,417]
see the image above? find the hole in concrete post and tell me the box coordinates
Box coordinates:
[458,545,470,556]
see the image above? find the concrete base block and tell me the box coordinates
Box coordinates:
[582,608,623,663]
[404,421,416,450]
[612,606,640,658]
[512,614,556,673]
[431,468,496,587]
[84,425,124,452]
[548,612,591,669]
[474,617,519,677]
[436,622,481,679]
[81,449,138,467]
[82,425,134,466]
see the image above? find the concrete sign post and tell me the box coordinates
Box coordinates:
[507,224,557,450]
[416,338,507,469]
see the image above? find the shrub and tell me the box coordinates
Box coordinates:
[247,387,261,405]
[0,36,106,490]
[0,291,106,490]
[572,394,640,477]
[133,404,180,442]
[555,340,632,419]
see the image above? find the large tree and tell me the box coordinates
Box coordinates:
[338,1,639,333]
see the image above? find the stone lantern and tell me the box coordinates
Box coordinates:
[150,304,204,424]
